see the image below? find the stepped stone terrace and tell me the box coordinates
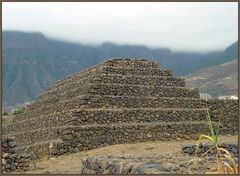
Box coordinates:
[2,58,238,159]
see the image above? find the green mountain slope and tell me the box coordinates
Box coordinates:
[2,31,238,109]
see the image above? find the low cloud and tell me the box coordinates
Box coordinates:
[3,2,238,52]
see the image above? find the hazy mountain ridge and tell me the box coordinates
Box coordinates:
[2,31,238,109]
[185,59,238,97]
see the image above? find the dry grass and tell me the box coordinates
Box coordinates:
[206,147,238,174]
[188,109,238,174]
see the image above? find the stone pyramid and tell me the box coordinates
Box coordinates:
[3,58,210,158]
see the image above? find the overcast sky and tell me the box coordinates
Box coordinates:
[3,2,238,52]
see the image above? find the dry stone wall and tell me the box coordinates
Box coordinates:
[2,58,238,161]
[182,142,238,157]
[81,156,174,174]
[88,84,199,98]
[101,66,172,76]
[92,74,185,87]
[3,108,208,135]
[1,137,33,173]
[102,58,160,68]
[20,121,210,158]
[207,99,238,135]
[7,96,205,124]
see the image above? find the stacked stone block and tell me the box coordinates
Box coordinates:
[1,137,32,173]
[81,156,174,174]
[182,142,238,157]
[206,99,238,135]
[2,58,237,160]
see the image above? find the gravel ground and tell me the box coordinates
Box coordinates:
[17,135,238,174]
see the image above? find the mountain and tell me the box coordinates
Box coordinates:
[185,59,238,98]
[2,31,238,109]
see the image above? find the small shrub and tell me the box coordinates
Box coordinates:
[13,108,25,115]
[1,112,9,116]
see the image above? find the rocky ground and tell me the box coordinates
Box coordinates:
[81,153,238,174]
[13,135,237,174]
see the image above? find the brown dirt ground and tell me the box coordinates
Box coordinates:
[24,135,238,174]
[2,115,14,126]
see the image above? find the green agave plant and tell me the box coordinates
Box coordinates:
[195,107,223,156]
[188,107,238,174]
